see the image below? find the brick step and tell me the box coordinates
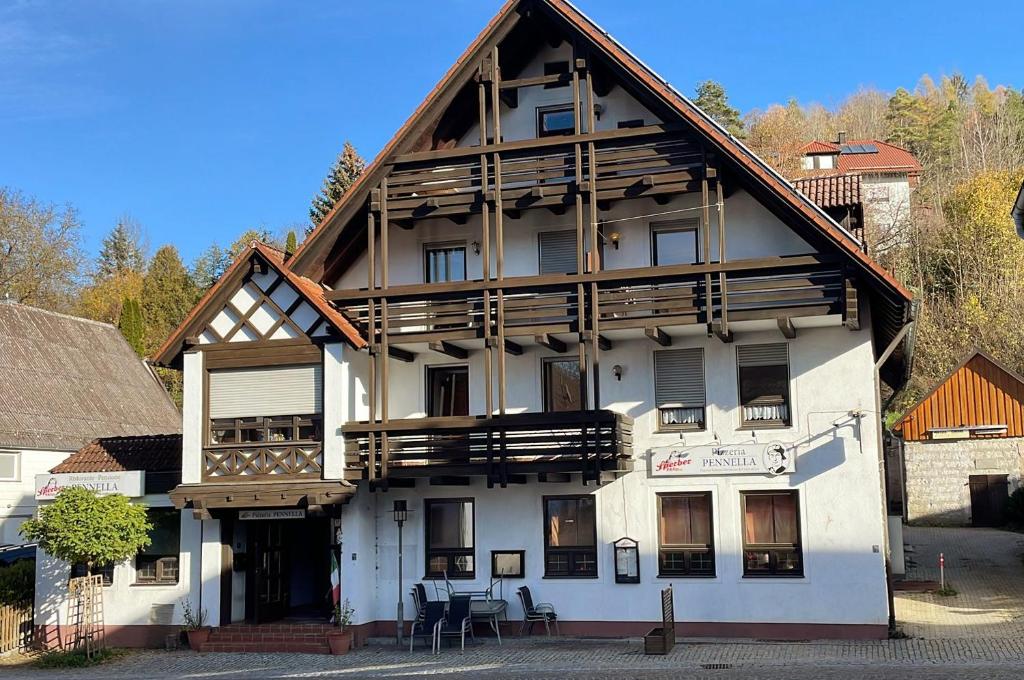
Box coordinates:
[217,624,333,634]
[199,641,332,654]
[207,634,330,642]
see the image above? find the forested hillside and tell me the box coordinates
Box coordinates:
[2,75,1022,419]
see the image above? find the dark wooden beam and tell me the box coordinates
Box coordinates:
[597,335,613,351]
[429,340,469,360]
[538,472,572,483]
[388,346,415,363]
[429,476,471,486]
[535,334,567,353]
[447,214,468,225]
[778,317,797,339]
[504,339,523,356]
[712,322,734,343]
[645,326,671,347]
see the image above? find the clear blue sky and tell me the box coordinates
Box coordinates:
[2,0,1022,264]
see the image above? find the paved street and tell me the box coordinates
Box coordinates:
[4,526,1024,678]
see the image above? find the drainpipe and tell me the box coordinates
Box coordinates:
[1012,179,1024,239]
[874,315,914,635]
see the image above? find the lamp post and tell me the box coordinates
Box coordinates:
[393,499,408,646]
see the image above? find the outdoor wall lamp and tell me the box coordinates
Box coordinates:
[612,364,623,381]
[593,103,604,120]
[609,232,620,249]
[393,500,408,646]
[613,537,640,584]
[471,241,481,255]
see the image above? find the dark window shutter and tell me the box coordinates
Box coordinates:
[737,343,788,367]
[539,230,579,275]
[654,348,705,407]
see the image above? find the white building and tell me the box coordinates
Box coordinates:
[0,302,181,546]
[113,0,915,650]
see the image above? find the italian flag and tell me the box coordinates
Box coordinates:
[330,549,341,606]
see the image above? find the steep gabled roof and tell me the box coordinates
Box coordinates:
[793,174,861,209]
[153,241,365,367]
[0,302,181,451]
[837,140,922,175]
[288,0,911,312]
[893,349,1024,441]
[801,140,840,155]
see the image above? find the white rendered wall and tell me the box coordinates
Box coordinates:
[861,174,911,247]
[0,448,69,545]
[181,351,204,485]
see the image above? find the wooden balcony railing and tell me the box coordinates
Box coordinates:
[342,410,633,486]
[333,255,845,344]
[202,443,324,481]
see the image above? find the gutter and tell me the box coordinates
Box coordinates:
[1012,179,1024,239]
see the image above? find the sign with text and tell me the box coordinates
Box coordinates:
[650,442,796,477]
[238,509,305,521]
[34,471,145,500]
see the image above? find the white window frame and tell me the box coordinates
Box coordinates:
[0,451,20,482]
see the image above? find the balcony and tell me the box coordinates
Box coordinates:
[341,410,633,486]
[202,443,324,481]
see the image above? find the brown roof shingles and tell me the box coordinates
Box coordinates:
[51,434,182,474]
[0,303,182,452]
[793,174,861,209]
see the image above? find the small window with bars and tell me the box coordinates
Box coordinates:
[737,344,791,428]
[654,348,706,430]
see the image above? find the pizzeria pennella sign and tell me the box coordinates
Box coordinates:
[650,441,796,477]
[34,471,145,500]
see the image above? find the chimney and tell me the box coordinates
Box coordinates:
[837,131,848,145]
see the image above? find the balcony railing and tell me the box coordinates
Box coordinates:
[202,443,324,481]
[342,410,633,486]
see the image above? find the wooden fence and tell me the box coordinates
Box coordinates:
[0,603,33,654]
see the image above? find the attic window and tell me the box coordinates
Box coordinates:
[543,61,570,89]
[538,105,575,137]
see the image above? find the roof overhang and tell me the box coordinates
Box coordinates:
[169,479,356,517]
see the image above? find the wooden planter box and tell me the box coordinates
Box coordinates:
[643,627,674,655]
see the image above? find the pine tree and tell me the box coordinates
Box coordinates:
[97,216,146,280]
[285,230,298,256]
[309,141,365,232]
[694,80,745,137]
[142,245,197,355]
[118,296,146,356]
[190,243,232,292]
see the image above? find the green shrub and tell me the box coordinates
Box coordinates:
[1005,487,1024,527]
[35,648,126,668]
[0,560,34,607]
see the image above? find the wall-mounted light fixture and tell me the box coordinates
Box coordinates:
[593,103,604,121]
[471,241,481,255]
[612,364,623,381]
[609,232,620,250]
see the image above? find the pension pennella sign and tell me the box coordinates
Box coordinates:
[650,442,795,477]
[34,471,145,500]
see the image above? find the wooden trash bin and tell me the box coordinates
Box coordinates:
[643,586,675,655]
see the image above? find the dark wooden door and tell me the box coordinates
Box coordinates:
[250,521,288,623]
[969,474,1009,527]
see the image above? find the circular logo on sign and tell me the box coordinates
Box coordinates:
[762,442,788,475]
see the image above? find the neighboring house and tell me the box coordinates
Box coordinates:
[34,435,189,649]
[891,350,1024,527]
[791,174,864,248]
[114,0,916,649]
[0,302,182,546]
[796,134,921,250]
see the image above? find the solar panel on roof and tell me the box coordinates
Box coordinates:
[840,143,879,154]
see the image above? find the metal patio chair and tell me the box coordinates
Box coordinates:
[470,576,508,644]
[409,600,447,654]
[436,593,475,653]
[517,585,560,636]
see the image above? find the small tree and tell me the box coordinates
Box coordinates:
[309,141,365,231]
[285,230,298,256]
[118,296,146,356]
[20,487,151,575]
[694,80,745,138]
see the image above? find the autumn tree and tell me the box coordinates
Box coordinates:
[191,243,232,293]
[118,297,146,356]
[693,80,744,137]
[142,245,197,355]
[0,188,83,310]
[309,141,365,231]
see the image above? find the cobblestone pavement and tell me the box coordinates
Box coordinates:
[895,526,1024,638]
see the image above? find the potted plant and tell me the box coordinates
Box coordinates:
[180,597,211,650]
[326,599,355,655]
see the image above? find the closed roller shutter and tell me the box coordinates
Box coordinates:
[654,348,705,407]
[539,230,579,275]
[208,365,322,418]
[737,343,788,367]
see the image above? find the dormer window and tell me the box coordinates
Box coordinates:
[538,104,575,137]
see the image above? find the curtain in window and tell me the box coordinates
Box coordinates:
[660,495,710,546]
[660,407,704,426]
[744,493,798,545]
[742,404,789,423]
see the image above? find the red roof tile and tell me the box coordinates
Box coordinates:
[793,174,861,209]
[51,434,182,474]
[837,140,922,175]
[800,141,840,155]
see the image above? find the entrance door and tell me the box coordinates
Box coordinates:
[249,521,288,623]
[969,474,1009,527]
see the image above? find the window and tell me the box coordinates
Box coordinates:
[651,220,700,266]
[741,491,802,577]
[654,348,705,430]
[658,493,714,577]
[0,451,19,482]
[136,509,180,585]
[537,105,575,137]
[538,230,579,275]
[426,366,469,418]
[71,562,114,587]
[491,550,525,578]
[543,61,570,88]
[209,414,322,445]
[543,358,583,412]
[544,496,597,578]
[425,499,475,578]
[424,243,467,283]
[737,344,791,427]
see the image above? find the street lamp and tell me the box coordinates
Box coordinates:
[393,500,408,646]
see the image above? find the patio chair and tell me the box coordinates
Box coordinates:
[470,576,508,644]
[437,593,475,653]
[517,586,560,636]
[409,600,447,654]
[412,582,430,621]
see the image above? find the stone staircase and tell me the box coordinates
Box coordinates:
[199,623,333,654]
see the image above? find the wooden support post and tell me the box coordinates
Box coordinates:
[497,290,507,415]
[778,317,797,339]
[716,169,728,340]
[429,340,469,360]
[702,169,713,335]
[366,210,377,483]
[646,326,671,347]
[590,281,601,409]
[535,334,567,353]
[380,297,389,482]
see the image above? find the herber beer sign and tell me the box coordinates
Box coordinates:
[650,442,796,477]
[34,471,145,500]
